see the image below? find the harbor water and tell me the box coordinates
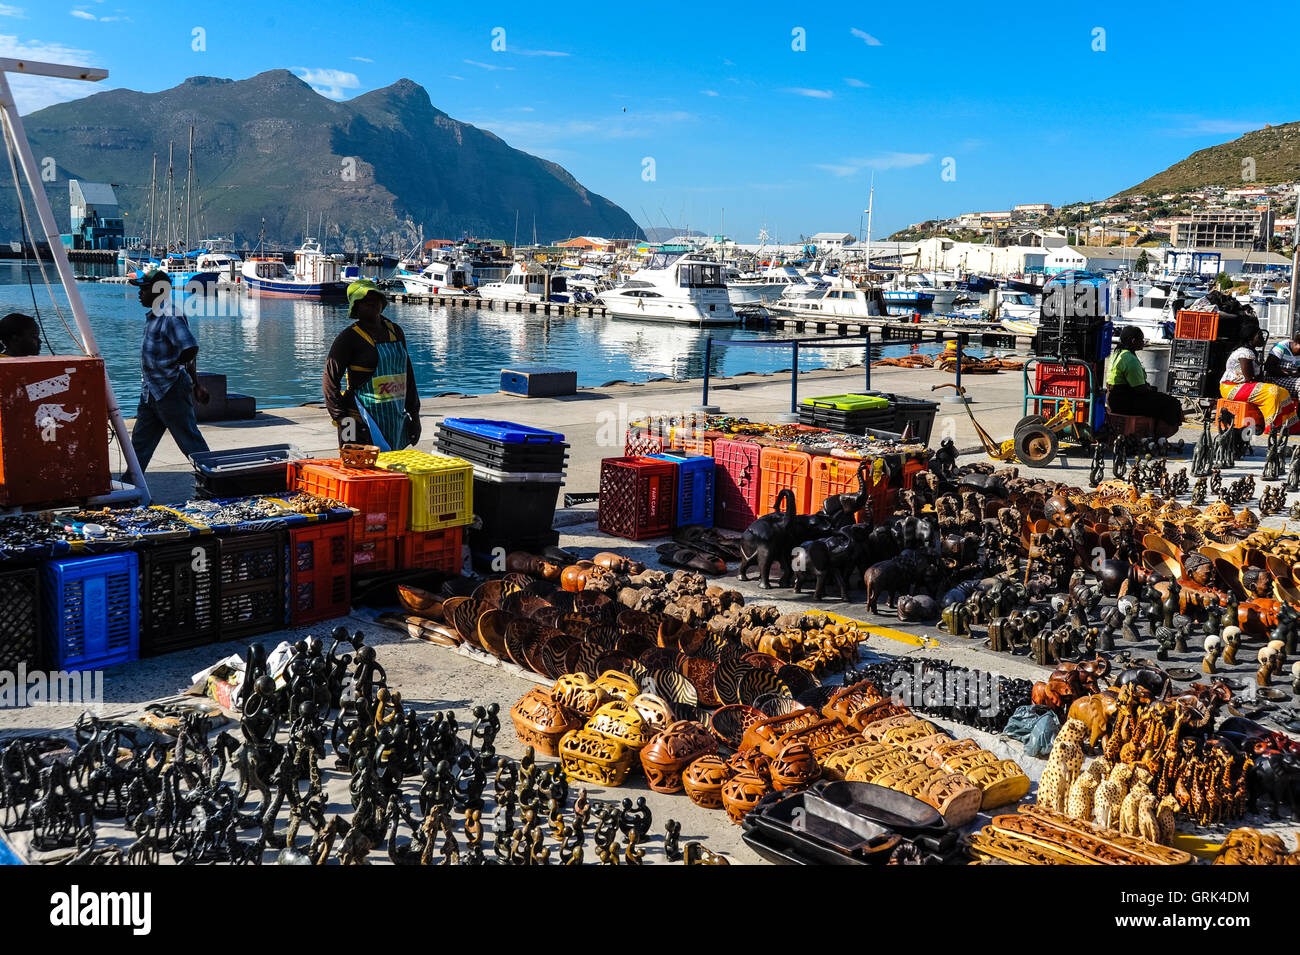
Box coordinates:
[0,262,985,410]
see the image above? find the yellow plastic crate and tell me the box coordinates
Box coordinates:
[374,450,473,531]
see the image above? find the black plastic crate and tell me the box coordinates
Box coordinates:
[1170,338,1231,377]
[862,392,940,445]
[435,428,569,472]
[140,539,220,656]
[797,406,895,435]
[1168,367,1218,399]
[191,444,295,499]
[0,567,40,670]
[216,531,285,639]
[471,477,561,539]
[1033,323,1105,361]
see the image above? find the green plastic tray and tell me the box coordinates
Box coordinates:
[802,394,891,412]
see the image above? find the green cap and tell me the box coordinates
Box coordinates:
[347,279,385,316]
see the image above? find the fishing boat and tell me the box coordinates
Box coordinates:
[599,251,737,325]
[478,263,577,304]
[241,238,348,299]
[766,276,885,320]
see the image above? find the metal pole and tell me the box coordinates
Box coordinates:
[864,327,871,393]
[0,63,150,505]
[943,332,969,404]
[694,336,719,413]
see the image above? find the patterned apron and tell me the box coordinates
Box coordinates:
[349,321,410,450]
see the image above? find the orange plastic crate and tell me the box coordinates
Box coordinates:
[679,433,716,456]
[902,457,927,490]
[295,459,409,542]
[1174,310,1219,341]
[351,536,398,574]
[809,456,895,523]
[288,519,353,626]
[758,447,813,515]
[1033,361,1090,399]
[401,526,463,573]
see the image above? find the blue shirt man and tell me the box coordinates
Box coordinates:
[128,270,210,472]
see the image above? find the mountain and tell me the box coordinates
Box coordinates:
[6,70,642,248]
[1116,120,1300,197]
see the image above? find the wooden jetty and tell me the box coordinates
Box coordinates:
[387,291,608,318]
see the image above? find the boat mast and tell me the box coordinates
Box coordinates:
[185,124,194,257]
[165,140,174,254]
[147,153,156,253]
[864,173,875,277]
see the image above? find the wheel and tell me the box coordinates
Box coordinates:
[1015,426,1059,466]
[1013,414,1046,436]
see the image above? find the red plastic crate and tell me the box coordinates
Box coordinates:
[713,437,762,531]
[351,536,398,574]
[1033,361,1090,399]
[288,518,354,627]
[598,456,677,540]
[758,447,813,516]
[401,526,463,573]
[295,459,409,542]
[624,429,666,457]
[901,456,928,490]
[809,456,895,522]
[1174,310,1219,341]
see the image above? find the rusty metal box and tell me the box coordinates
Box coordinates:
[0,355,111,507]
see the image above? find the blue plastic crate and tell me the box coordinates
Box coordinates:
[441,418,566,444]
[43,553,139,672]
[648,453,715,528]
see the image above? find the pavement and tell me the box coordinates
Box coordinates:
[5,358,1298,864]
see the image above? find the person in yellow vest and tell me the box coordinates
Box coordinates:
[1105,325,1183,437]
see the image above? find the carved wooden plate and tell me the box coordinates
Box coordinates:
[777,665,819,699]
[476,609,512,659]
[531,606,564,629]
[739,668,789,705]
[752,692,802,717]
[566,641,604,678]
[450,598,485,646]
[585,623,622,650]
[714,656,745,705]
[595,651,634,675]
[472,579,507,610]
[541,635,580,680]
[617,609,662,640]
[617,632,654,660]
[653,669,699,708]
[639,647,680,672]
[505,619,540,668]
[397,584,443,620]
[708,704,765,749]
[524,626,566,675]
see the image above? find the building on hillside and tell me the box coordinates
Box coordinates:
[557,236,611,250]
[1163,247,1291,276]
[1046,245,1162,274]
[809,232,855,252]
[1168,208,1273,250]
[67,180,124,251]
[1013,203,1053,217]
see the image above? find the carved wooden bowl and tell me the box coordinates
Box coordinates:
[472,579,507,610]
[450,598,486,646]
[769,741,821,791]
[504,619,541,667]
[565,642,603,678]
[738,668,790,706]
[721,771,772,824]
[708,704,765,750]
[510,688,582,757]
[594,669,640,701]
[639,721,718,793]
[585,623,622,650]
[594,651,635,677]
[475,609,512,659]
[397,584,443,620]
[679,657,720,708]
[540,634,580,679]
[740,707,822,758]
[630,692,674,733]
[558,728,635,786]
[683,755,733,809]
[921,772,983,827]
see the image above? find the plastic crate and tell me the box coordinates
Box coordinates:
[352,537,399,574]
[1174,310,1241,342]
[288,519,354,627]
[0,567,40,671]
[809,456,895,522]
[648,453,715,528]
[881,394,941,445]
[140,539,220,656]
[678,433,716,456]
[1033,362,1090,399]
[435,428,568,472]
[374,450,473,531]
[295,459,409,542]
[797,404,895,435]
[1033,323,1105,361]
[597,456,677,540]
[624,428,666,457]
[758,447,813,516]
[1171,338,1211,370]
[43,553,138,671]
[217,531,285,639]
[401,526,463,573]
[901,457,928,490]
[1168,368,1218,399]
[802,394,890,412]
[713,437,762,531]
[469,472,561,543]
[440,418,564,444]
[190,445,297,499]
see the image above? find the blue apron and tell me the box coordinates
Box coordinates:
[348,320,410,450]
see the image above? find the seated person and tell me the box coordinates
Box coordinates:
[1221,324,1300,434]
[1264,336,1300,397]
[0,312,40,357]
[1105,325,1183,438]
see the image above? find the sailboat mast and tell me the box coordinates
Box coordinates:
[165,141,174,254]
[147,153,156,253]
[185,125,194,255]
[865,174,875,275]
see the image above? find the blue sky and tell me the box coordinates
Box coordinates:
[4,0,1299,240]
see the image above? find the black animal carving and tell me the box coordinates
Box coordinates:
[737,489,800,589]
[1248,752,1300,819]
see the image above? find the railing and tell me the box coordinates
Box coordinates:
[699,333,873,415]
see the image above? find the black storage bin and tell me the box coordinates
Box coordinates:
[191,444,297,499]
[797,405,895,435]
[140,539,220,656]
[1033,321,1106,361]
[1168,368,1219,399]
[435,427,569,472]
[0,567,40,670]
[863,392,940,445]
[216,531,285,639]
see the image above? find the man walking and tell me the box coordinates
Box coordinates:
[129,270,210,471]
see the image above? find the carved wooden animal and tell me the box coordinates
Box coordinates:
[1066,693,1117,751]
[1065,761,1104,820]
[1036,718,1088,812]
[1137,793,1161,844]
[1155,795,1179,845]
[1093,779,1125,829]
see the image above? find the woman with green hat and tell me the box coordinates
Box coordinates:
[322,279,421,450]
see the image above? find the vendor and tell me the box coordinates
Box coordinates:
[1105,325,1183,437]
[1220,324,1300,435]
[322,279,421,451]
[1264,336,1300,397]
[0,312,41,356]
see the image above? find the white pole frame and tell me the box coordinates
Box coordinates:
[0,57,150,505]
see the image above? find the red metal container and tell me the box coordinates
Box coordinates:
[0,356,110,507]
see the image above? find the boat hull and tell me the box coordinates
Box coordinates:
[244,277,348,299]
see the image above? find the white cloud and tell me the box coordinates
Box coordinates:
[844,77,869,88]
[446,74,465,81]
[514,49,569,57]
[464,59,515,71]
[473,109,697,148]
[292,67,362,100]
[701,89,718,96]
[349,55,373,63]
[851,27,882,45]
[70,8,96,18]
[0,5,25,17]
[1174,118,1267,136]
[0,35,106,113]
[784,87,833,99]
[815,152,933,176]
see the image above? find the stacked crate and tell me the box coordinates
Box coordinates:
[435,418,566,565]
[374,449,474,574]
[296,459,411,574]
[646,452,716,528]
[1168,310,1238,400]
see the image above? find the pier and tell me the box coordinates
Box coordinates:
[757,312,1028,349]
[386,290,609,317]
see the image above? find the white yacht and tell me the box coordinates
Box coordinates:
[478,263,575,304]
[727,264,822,305]
[599,251,738,325]
[766,276,885,320]
[398,256,476,296]
[195,247,243,283]
[885,271,962,311]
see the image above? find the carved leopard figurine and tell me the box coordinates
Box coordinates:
[1036,718,1088,813]
[1064,760,1104,821]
